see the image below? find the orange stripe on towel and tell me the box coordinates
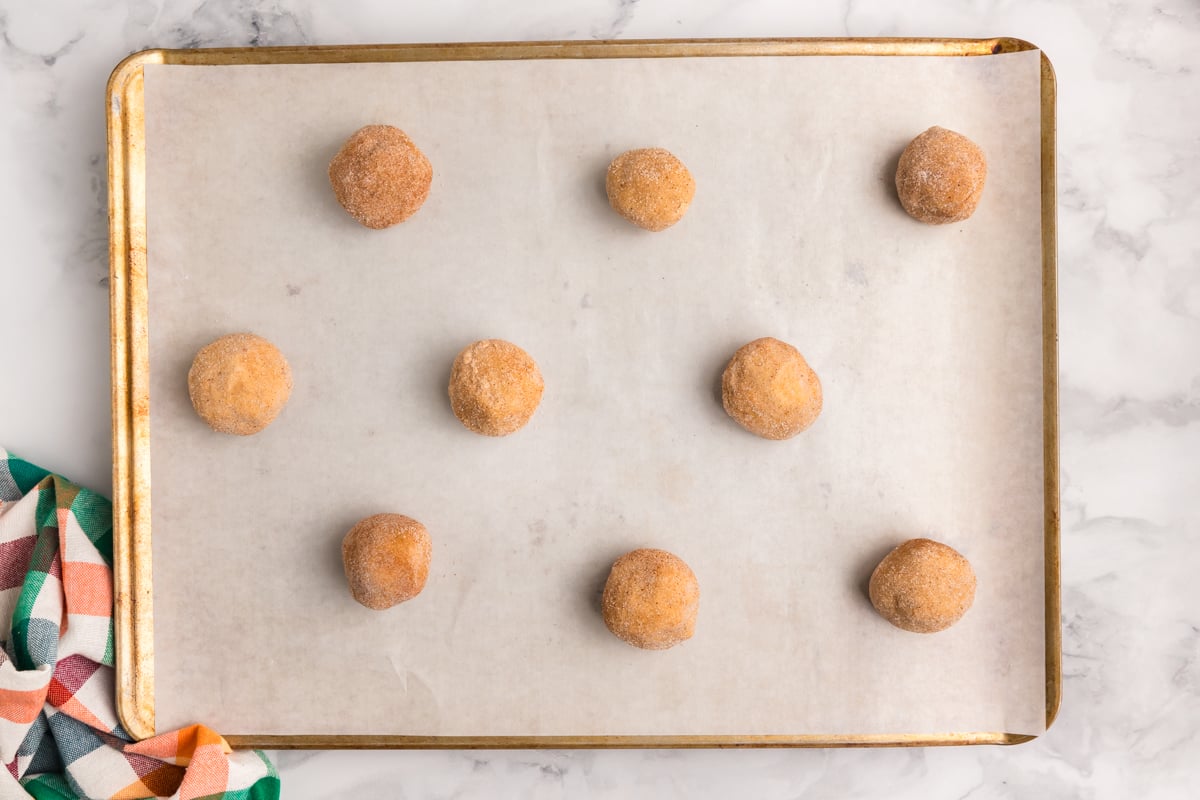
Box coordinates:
[61,561,114,616]
[0,686,47,723]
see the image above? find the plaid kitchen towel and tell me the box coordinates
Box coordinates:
[0,448,279,800]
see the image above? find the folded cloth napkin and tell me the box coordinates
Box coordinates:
[0,448,279,800]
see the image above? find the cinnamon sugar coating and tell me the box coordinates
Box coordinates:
[328,125,433,229]
[187,333,292,436]
[869,538,977,633]
[602,548,699,650]
[342,514,432,610]
[606,148,695,231]
[448,339,544,436]
[895,126,987,224]
[721,337,822,440]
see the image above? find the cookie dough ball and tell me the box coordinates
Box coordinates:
[187,333,292,435]
[721,337,822,440]
[328,125,433,229]
[606,148,695,231]
[895,126,987,224]
[448,339,544,436]
[869,538,977,633]
[602,548,699,650]
[342,514,432,610]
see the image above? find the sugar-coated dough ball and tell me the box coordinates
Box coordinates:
[448,339,544,436]
[602,548,699,650]
[328,125,433,229]
[869,538,977,633]
[894,126,987,224]
[606,148,696,231]
[187,333,292,436]
[342,514,432,610]
[721,337,822,440]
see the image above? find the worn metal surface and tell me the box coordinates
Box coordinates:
[108,37,1058,748]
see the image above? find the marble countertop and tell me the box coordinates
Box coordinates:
[1,0,1196,797]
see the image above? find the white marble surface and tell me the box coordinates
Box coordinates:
[0,0,1196,797]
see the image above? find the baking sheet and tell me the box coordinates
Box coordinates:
[143,50,1046,737]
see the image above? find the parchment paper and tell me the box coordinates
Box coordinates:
[144,51,1046,737]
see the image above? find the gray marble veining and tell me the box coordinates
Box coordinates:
[0,0,1196,797]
